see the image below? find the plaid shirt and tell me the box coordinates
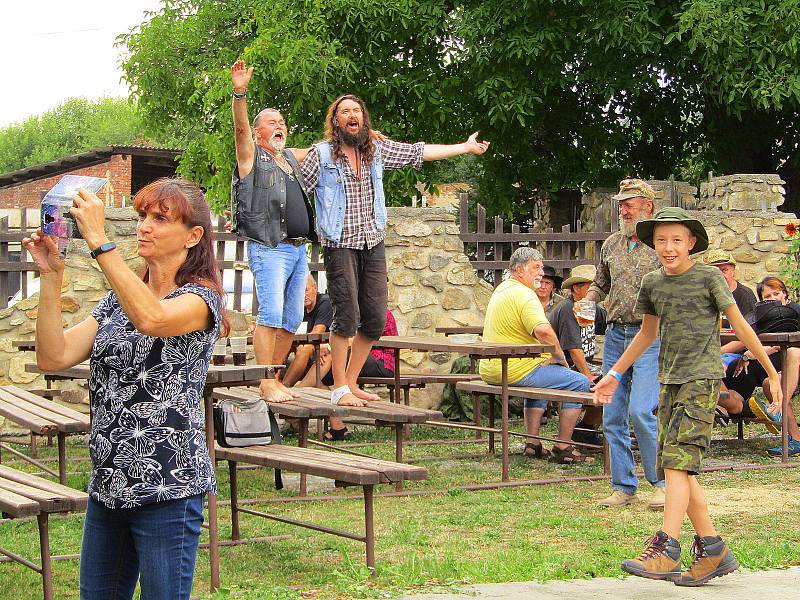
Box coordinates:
[301,139,424,249]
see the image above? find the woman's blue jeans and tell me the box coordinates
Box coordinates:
[602,324,664,495]
[80,494,204,600]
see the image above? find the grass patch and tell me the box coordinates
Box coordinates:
[1,419,798,599]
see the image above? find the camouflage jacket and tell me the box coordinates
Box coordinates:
[588,231,661,325]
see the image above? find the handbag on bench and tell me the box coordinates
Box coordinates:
[213,396,283,488]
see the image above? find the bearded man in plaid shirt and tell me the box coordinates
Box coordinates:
[300,95,489,406]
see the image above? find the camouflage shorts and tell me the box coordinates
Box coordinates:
[656,379,720,479]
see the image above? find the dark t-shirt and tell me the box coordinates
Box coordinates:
[304,293,333,330]
[279,169,311,240]
[732,284,757,317]
[548,297,607,366]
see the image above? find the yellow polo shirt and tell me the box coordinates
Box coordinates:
[479,278,551,385]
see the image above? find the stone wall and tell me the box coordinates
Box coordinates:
[700,174,786,212]
[384,207,494,409]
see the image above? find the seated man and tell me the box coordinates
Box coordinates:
[548,264,607,447]
[720,276,800,452]
[705,250,757,366]
[281,275,333,387]
[480,247,592,464]
[535,265,566,316]
[296,309,398,440]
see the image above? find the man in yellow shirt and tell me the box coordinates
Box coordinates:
[480,247,593,464]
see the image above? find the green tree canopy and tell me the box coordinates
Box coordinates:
[120,0,800,217]
[0,97,174,174]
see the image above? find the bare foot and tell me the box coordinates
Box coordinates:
[337,392,368,407]
[350,386,380,402]
[276,379,300,398]
[260,379,293,403]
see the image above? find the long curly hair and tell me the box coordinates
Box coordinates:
[324,94,375,165]
[133,177,230,336]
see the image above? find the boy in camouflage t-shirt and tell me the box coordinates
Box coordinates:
[593,207,781,586]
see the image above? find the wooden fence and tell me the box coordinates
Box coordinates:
[458,193,619,286]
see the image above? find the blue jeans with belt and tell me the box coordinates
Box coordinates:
[80,494,204,600]
[602,323,664,495]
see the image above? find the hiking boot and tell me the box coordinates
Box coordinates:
[748,396,782,435]
[767,436,800,457]
[647,486,666,511]
[599,490,636,507]
[675,535,739,586]
[621,531,681,581]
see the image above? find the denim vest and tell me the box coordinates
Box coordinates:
[231,146,315,248]
[313,141,384,243]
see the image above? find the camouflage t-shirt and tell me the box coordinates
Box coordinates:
[636,263,735,384]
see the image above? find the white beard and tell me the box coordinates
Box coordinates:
[269,136,286,153]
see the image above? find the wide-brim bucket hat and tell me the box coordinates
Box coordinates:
[562,264,597,289]
[636,206,709,254]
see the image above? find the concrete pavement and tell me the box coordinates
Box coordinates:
[399,567,800,599]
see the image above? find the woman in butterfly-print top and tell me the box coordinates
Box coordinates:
[25,178,230,600]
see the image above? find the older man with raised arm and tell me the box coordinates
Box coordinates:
[300,94,489,407]
[229,60,315,402]
[585,178,665,509]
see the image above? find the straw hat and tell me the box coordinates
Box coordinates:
[562,264,597,289]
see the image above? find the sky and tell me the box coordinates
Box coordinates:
[0,1,164,128]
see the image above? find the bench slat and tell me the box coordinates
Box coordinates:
[215,444,427,484]
[0,388,88,433]
[0,486,41,517]
[456,381,594,405]
[0,396,57,434]
[0,479,73,513]
[0,465,88,511]
[1,386,89,426]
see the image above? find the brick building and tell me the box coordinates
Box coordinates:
[0,145,181,222]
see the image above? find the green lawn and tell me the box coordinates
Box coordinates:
[1,418,799,599]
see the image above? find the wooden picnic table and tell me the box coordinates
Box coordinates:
[434,325,484,336]
[372,336,553,482]
[25,360,275,592]
[212,386,443,492]
[720,331,800,463]
[0,386,89,484]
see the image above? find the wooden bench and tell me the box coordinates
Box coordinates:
[0,464,88,600]
[357,373,482,406]
[214,444,427,571]
[456,381,608,472]
[0,386,90,484]
[213,386,442,491]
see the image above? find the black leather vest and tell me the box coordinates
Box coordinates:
[231,146,316,247]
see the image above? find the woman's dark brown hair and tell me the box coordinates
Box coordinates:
[324,94,375,164]
[133,177,230,336]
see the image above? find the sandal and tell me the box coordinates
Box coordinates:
[522,442,551,459]
[323,427,352,442]
[549,444,594,464]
